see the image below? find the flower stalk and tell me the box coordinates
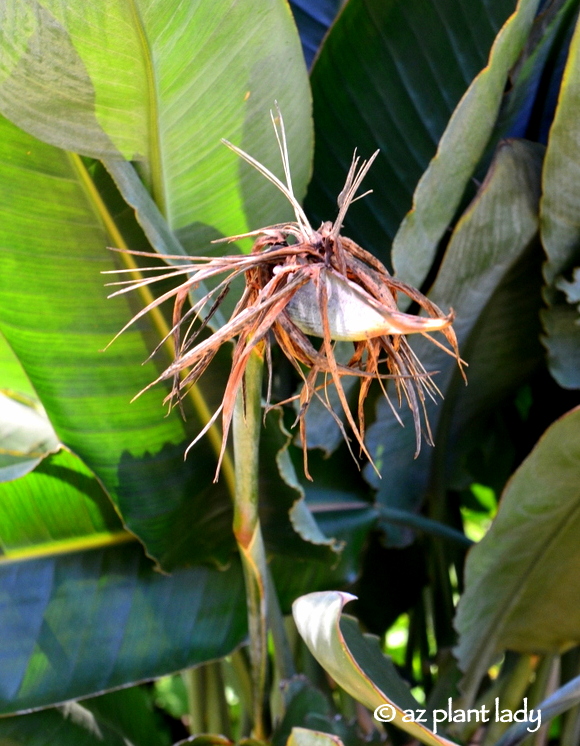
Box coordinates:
[232,344,269,739]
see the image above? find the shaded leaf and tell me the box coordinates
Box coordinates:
[454,406,580,705]
[272,486,377,613]
[365,140,545,544]
[289,0,344,69]
[82,686,172,746]
[272,677,331,746]
[0,0,312,245]
[392,0,541,292]
[0,391,59,483]
[0,543,246,714]
[0,702,133,746]
[260,410,341,564]
[306,0,520,267]
[292,591,458,746]
[540,11,580,388]
[487,0,580,146]
[0,114,234,570]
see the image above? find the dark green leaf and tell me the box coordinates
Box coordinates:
[540,12,580,388]
[392,0,541,290]
[306,0,523,268]
[0,544,246,713]
[365,140,545,544]
[455,407,580,704]
[0,703,132,746]
[260,410,341,564]
[82,686,172,746]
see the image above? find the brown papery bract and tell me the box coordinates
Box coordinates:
[104,107,466,480]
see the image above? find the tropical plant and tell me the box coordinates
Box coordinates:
[0,1,579,745]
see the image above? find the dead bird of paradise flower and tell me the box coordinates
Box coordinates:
[104,108,466,480]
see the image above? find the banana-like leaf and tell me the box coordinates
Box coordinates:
[365,140,545,543]
[81,687,172,746]
[306,0,525,267]
[540,11,580,388]
[392,0,541,290]
[494,672,580,746]
[0,0,312,244]
[0,542,246,714]
[0,703,135,746]
[0,686,172,746]
[0,391,59,482]
[289,0,344,68]
[454,406,580,705]
[292,591,458,746]
[0,331,36,399]
[0,447,128,560]
[0,448,246,711]
[0,114,234,570]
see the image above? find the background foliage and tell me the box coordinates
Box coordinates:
[1,0,580,744]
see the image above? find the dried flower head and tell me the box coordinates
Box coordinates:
[105,107,465,480]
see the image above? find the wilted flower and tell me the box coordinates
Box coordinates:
[105,108,465,480]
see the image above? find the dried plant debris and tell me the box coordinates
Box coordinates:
[105,107,465,480]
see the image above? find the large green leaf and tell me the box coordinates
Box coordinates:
[0,543,246,714]
[392,0,541,290]
[0,0,312,244]
[0,331,36,399]
[454,406,580,705]
[292,591,458,746]
[365,140,545,543]
[0,448,127,560]
[305,0,522,268]
[0,685,172,745]
[540,11,580,388]
[0,114,234,570]
[0,703,134,745]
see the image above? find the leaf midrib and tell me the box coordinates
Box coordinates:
[127,0,166,216]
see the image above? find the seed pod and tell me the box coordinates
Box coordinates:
[286,268,453,341]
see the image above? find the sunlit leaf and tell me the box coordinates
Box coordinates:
[0,392,59,483]
[0,114,234,570]
[0,447,127,560]
[287,727,345,746]
[0,0,312,246]
[0,331,36,400]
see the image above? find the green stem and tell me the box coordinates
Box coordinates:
[232,346,268,739]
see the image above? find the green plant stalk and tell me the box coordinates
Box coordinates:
[183,663,231,737]
[232,345,269,739]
